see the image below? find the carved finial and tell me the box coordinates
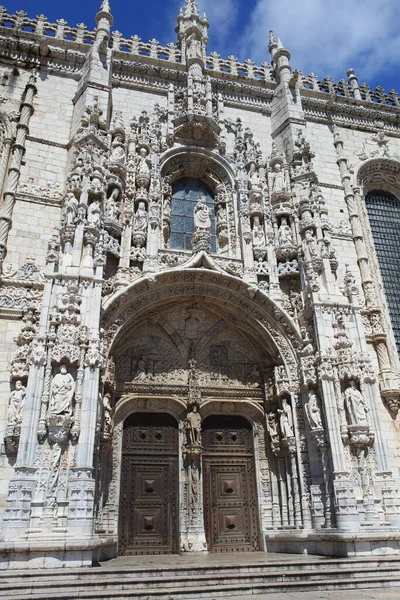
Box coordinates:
[269,30,276,46]
[184,0,199,16]
[100,0,112,14]
[96,0,114,27]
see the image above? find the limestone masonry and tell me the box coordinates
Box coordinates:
[0,0,400,569]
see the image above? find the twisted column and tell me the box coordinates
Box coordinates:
[0,71,37,264]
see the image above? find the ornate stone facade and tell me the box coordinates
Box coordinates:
[0,0,399,568]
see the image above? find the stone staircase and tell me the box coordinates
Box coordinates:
[2,554,400,599]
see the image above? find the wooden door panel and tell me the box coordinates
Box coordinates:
[119,413,178,555]
[202,416,260,553]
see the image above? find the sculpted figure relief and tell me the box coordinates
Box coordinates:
[266,411,279,438]
[194,199,211,230]
[305,393,323,430]
[303,229,318,259]
[278,217,294,246]
[186,405,202,446]
[7,381,26,426]
[105,188,121,221]
[278,398,294,438]
[49,365,75,416]
[252,216,265,247]
[103,393,114,436]
[344,380,368,426]
[137,148,150,176]
[134,202,148,233]
[271,163,285,193]
[63,193,78,226]
[87,200,101,226]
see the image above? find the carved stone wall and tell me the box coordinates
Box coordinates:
[0,0,400,568]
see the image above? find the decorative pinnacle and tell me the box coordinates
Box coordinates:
[100,0,111,12]
[96,0,114,26]
[184,0,199,17]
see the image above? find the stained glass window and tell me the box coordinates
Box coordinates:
[366,190,400,354]
[170,178,216,252]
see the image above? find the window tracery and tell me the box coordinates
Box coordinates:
[365,189,400,353]
[169,178,216,252]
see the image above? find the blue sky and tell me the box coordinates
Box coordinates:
[4,0,400,93]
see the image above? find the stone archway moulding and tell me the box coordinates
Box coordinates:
[357,158,400,198]
[160,146,236,191]
[102,268,302,384]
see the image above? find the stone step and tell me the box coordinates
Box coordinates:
[2,563,400,600]
[3,575,400,600]
[2,555,400,583]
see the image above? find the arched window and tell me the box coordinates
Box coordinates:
[170,178,216,252]
[365,190,400,353]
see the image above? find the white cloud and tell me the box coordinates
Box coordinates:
[198,0,239,45]
[240,0,400,84]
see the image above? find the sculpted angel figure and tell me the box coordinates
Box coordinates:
[49,365,75,416]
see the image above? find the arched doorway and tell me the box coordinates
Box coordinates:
[202,415,260,552]
[118,412,179,555]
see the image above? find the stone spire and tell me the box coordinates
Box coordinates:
[269,31,291,84]
[96,0,114,34]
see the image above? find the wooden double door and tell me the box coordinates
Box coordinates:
[202,415,260,553]
[119,413,179,555]
[118,412,260,555]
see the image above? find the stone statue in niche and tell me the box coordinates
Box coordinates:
[137,147,150,177]
[87,200,101,226]
[278,398,294,438]
[186,33,202,62]
[49,365,75,417]
[248,163,260,188]
[103,393,114,437]
[186,404,202,446]
[110,134,126,164]
[194,198,211,230]
[63,193,79,226]
[252,216,265,247]
[266,411,279,438]
[278,217,293,246]
[305,393,323,430]
[271,163,285,193]
[105,188,120,221]
[344,380,368,426]
[134,202,148,233]
[303,229,318,259]
[7,381,26,426]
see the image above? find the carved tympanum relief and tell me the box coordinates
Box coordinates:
[112,302,271,390]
